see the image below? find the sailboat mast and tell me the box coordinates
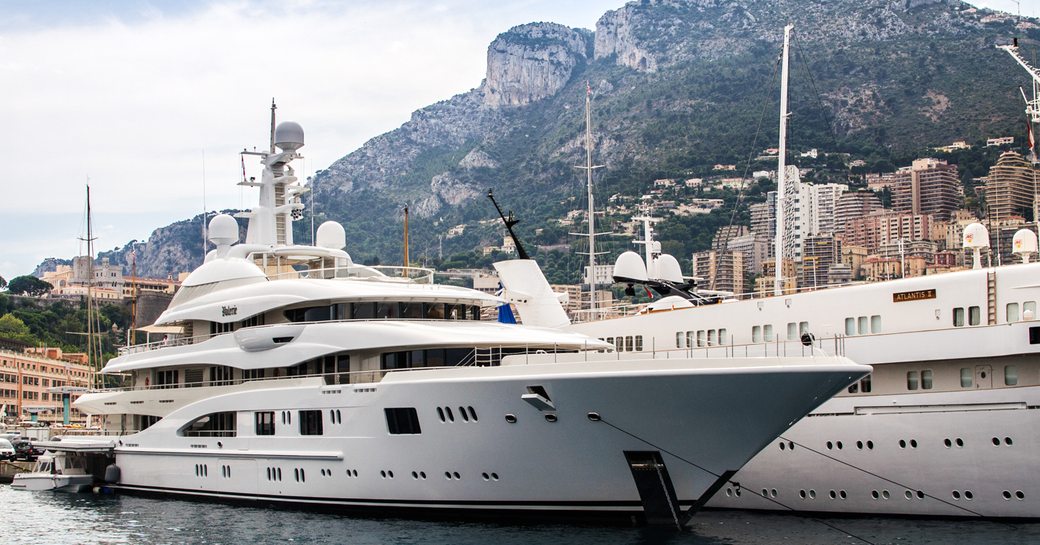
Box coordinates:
[585,82,597,313]
[774,24,793,296]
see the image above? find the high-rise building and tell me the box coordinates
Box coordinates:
[891,158,962,219]
[798,235,841,289]
[984,151,1038,222]
[750,197,775,243]
[841,212,934,253]
[727,233,772,275]
[712,225,749,252]
[834,190,884,233]
[692,250,744,295]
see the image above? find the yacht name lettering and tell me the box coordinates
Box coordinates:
[222,306,238,316]
[892,289,936,303]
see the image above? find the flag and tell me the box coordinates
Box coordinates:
[1028,119,1036,151]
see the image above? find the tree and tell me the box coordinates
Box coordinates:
[7,275,53,297]
[0,313,34,343]
[0,276,6,290]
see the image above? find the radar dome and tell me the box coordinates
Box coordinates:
[1013,229,1038,254]
[962,223,990,249]
[613,251,648,282]
[316,220,346,250]
[654,254,684,283]
[208,214,239,247]
[274,121,305,151]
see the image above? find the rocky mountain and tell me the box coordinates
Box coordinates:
[41,0,1040,280]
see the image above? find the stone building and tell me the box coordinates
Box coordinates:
[891,158,962,219]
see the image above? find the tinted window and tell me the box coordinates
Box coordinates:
[299,410,323,436]
[385,407,421,435]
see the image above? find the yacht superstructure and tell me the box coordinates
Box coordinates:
[64,115,867,524]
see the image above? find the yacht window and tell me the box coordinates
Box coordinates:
[423,303,444,319]
[470,306,482,320]
[180,412,237,437]
[921,370,933,390]
[614,337,623,351]
[787,322,797,341]
[447,304,466,320]
[706,330,716,346]
[385,407,421,435]
[845,318,855,336]
[625,336,634,351]
[255,411,275,436]
[752,326,762,343]
[635,335,643,351]
[353,303,376,320]
[675,332,683,348]
[968,306,981,326]
[285,362,308,376]
[426,349,446,367]
[847,382,859,394]
[1008,303,1020,323]
[400,302,423,319]
[953,307,965,327]
[718,329,728,345]
[184,368,205,387]
[685,331,694,348]
[870,315,882,334]
[209,365,234,386]
[857,316,868,335]
[156,370,179,389]
[696,331,705,348]
[210,321,234,334]
[799,322,809,335]
[907,371,919,391]
[960,368,973,388]
[299,410,323,436]
[1026,301,1038,319]
[243,369,265,381]
[376,302,399,319]
[1005,366,1019,386]
[861,375,872,393]
[763,324,774,342]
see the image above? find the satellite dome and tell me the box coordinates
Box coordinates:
[613,251,648,282]
[208,214,239,247]
[962,223,990,249]
[274,121,305,151]
[654,254,684,283]
[316,220,346,250]
[1013,229,1038,255]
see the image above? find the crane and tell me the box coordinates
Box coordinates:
[997,38,1040,124]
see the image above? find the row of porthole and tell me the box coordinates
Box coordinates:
[825,440,875,451]
[380,470,395,479]
[318,468,334,477]
[220,465,232,478]
[992,437,1014,446]
[194,464,209,477]
[944,438,965,448]
[437,406,479,423]
[1003,490,1027,500]
[504,413,558,423]
[266,467,283,481]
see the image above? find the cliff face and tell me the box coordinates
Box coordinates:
[483,23,592,107]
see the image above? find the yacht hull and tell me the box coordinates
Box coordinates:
[93,358,865,522]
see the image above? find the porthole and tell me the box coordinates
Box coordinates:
[809,490,816,499]
[836,441,843,450]
[484,473,491,481]
[788,441,795,450]
[726,488,733,497]
[770,488,777,497]
[445,472,452,480]
[491,473,499,481]
[446,407,455,422]
[388,471,394,479]
[829,490,836,499]
[839,490,847,499]
[412,471,418,479]
[799,490,806,499]
[420,472,426,479]
[437,407,445,422]
[380,470,386,478]
[899,440,907,449]
[992,437,1000,446]
[952,491,961,500]
[1017,491,1025,500]
[459,406,469,422]
[453,471,461,479]
[905,491,913,500]
[882,490,890,499]
[504,414,517,424]
[1004,490,1013,500]
[965,491,973,500]
[545,414,558,423]
[826,441,833,450]
[856,441,863,450]
[944,438,952,448]
[910,439,918,448]
[866,441,874,450]
[917,491,925,499]
[871,490,879,500]
[468,406,478,421]
[779,442,786,451]
[955,438,964,447]
[734,488,741,497]
[762,488,769,497]
[1006,437,1013,446]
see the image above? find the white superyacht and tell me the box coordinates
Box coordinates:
[57,117,866,525]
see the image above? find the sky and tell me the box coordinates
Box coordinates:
[0,0,1036,280]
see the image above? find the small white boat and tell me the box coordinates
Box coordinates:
[11,451,93,492]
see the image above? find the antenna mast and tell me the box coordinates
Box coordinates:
[403,206,410,269]
[487,189,531,260]
[774,24,793,296]
[269,98,277,154]
[576,82,605,313]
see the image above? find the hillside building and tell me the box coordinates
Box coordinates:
[692,250,743,295]
[982,151,1039,222]
[891,158,962,219]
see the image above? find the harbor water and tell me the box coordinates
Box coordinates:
[2,484,1037,545]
